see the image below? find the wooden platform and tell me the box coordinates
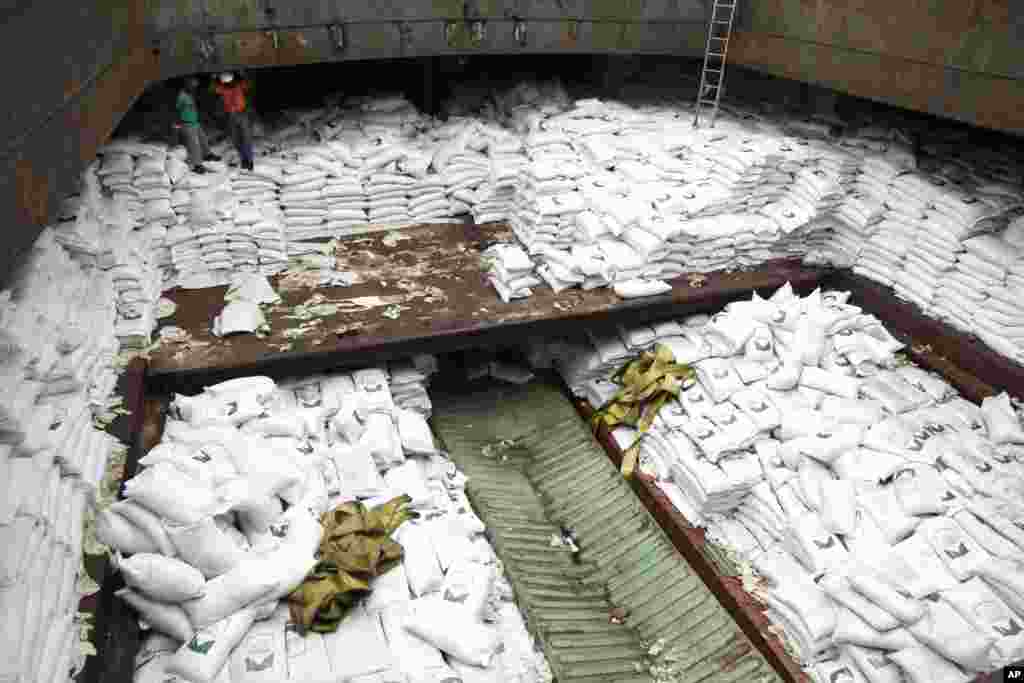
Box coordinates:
[148,222,828,394]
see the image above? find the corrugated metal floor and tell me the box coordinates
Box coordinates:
[431,379,782,683]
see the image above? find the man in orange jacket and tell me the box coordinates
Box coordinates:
[213,72,254,171]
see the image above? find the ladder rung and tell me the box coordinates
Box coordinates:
[708,52,725,57]
[713,20,731,24]
[699,99,718,105]
[711,36,728,40]
[704,68,722,73]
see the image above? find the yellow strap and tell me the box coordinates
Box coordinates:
[591,343,694,479]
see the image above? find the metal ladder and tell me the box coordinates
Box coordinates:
[693,0,738,128]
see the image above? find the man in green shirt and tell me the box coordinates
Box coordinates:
[176,77,220,174]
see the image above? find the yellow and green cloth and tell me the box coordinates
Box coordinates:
[590,343,694,479]
[288,495,417,632]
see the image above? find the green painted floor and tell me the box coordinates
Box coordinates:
[431,379,782,683]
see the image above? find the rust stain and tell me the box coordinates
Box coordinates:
[718,638,753,672]
[15,158,50,225]
[560,21,579,49]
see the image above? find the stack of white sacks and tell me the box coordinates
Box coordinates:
[543,282,1024,683]
[0,229,131,683]
[482,243,538,303]
[93,366,551,683]
[56,83,1024,362]
[817,159,1024,361]
[95,140,171,225]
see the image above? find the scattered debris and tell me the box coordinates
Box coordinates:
[143,326,213,362]
[155,297,177,318]
[158,326,191,344]
[381,231,411,247]
[609,606,630,625]
[911,343,933,355]
[283,324,313,340]
[318,238,340,256]
[382,304,402,319]
[687,274,708,288]
[287,293,341,321]
[75,611,98,661]
[481,438,521,461]
[335,321,366,337]
[93,395,131,429]
[319,270,356,287]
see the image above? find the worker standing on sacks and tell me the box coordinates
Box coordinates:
[213,71,255,171]
[176,77,221,175]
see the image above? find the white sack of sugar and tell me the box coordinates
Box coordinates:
[95,508,160,555]
[887,646,968,683]
[165,516,248,579]
[181,556,277,629]
[117,552,206,602]
[404,595,502,668]
[229,613,288,683]
[117,588,195,643]
[981,392,1024,445]
[284,620,333,682]
[166,603,270,683]
[917,516,989,582]
[943,577,1024,668]
[907,599,994,673]
[363,563,412,613]
[110,500,178,557]
[395,521,444,596]
[322,604,395,680]
[847,569,925,625]
[842,644,903,683]
[124,463,222,525]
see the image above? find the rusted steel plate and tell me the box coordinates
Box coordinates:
[729,31,1024,135]
[275,27,335,65]
[0,0,146,158]
[201,0,265,33]
[342,22,404,61]
[745,0,1022,81]
[0,42,158,288]
[214,30,278,67]
[146,222,826,393]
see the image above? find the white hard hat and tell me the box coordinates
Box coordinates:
[219,72,235,84]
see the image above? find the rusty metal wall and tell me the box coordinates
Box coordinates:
[0,1,158,288]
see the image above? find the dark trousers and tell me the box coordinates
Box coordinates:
[179,124,210,167]
[228,111,254,166]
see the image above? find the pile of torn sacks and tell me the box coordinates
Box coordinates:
[95,365,552,683]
